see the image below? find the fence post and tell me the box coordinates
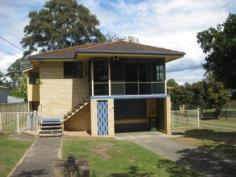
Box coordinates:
[33,111,38,131]
[0,113,2,132]
[17,112,20,134]
[197,108,200,128]
[172,112,174,129]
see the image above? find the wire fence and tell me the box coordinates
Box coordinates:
[171,109,200,129]
[0,111,38,134]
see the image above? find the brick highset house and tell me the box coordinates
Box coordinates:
[24,40,185,136]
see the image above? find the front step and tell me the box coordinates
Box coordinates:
[39,118,63,137]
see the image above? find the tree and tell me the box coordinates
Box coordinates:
[197,14,236,89]
[206,81,229,118]
[21,0,105,56]
[169,85,188,110]
[104,33,122,43]
[0,71,4,85]
[167,79,178,87]
[6,58,30,87]
[10,74,27,100]
[189,81,207,115]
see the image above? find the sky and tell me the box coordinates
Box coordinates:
[0,0,235,84]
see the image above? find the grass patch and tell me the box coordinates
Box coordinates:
[63,138,199,177]
[0,135,32,177]
[171,118,236,161]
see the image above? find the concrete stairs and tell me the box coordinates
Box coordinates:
[63,98,89,122]
[39,118,63,137]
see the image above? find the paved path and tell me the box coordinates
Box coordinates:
[10,137,61,177]
[116,132,236,177]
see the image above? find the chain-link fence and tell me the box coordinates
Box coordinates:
[171,109,200,129]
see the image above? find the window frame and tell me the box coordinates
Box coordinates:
[64,62,83,78]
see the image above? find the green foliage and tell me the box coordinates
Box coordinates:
[9,74,27,100]
[169,85,188,110]
[6,58,30,87]
[197,14,236,89]
[0,71,5,85]
[206,81,229,118]
[21,0,105,56]
[189,81,207,114]
[167,79,178,87]
[169,81,229,118]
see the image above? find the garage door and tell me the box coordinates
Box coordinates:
[114,99,147,132]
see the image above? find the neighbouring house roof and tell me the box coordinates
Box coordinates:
[22,67,35,73]
[28,40,185,60]
[7,96,24,103]
[0,85,7,89]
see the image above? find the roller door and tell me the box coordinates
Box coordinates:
[114,99,147,132]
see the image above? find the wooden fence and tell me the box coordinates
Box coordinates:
[0,102,28,112]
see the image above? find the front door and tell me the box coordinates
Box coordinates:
[97,100,108,135]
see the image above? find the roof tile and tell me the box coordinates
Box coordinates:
[28,40,184,59]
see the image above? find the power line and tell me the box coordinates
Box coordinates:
[0,36,24,52]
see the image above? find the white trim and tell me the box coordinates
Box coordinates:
[108,58,111,96]
[91,60,94,96]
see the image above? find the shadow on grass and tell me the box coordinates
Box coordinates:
[12,169,49,177]
[156,159,198,177]
[110,165,153,177]
[184,129,236,144]
[176,129,236,177]
[92,164,197,177]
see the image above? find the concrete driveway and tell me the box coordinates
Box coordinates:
[116,131,194,161]
[116,131,236,177]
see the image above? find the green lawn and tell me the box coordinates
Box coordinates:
[171,118,236,162]
[63,138,199,177]
[0,135,32,177]
[200,118,236,131]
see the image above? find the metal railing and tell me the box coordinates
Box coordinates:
[171,109,200,129]
[94,81,165,95]
[0,111,38,134]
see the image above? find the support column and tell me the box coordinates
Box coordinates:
[164,97,171,135]
[108,58,111,96]
[107,98,114,136]
[90,98,114,137]
[91,60,94,96]
[90,99,97,136]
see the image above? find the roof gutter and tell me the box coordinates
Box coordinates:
[77,50,185,56]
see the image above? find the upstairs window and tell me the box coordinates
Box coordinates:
[29,71,39,84]
[64,62,83,78]
[152,61,165,82]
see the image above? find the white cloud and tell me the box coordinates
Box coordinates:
[81,0,231,84]
[0,52,23,73]
[0,0,234,84]
[167,68,205,85]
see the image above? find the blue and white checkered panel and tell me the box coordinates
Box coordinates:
[97,101,108,136]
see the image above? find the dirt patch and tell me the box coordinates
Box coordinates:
[0,162,7,173]
[92,143,113,160]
